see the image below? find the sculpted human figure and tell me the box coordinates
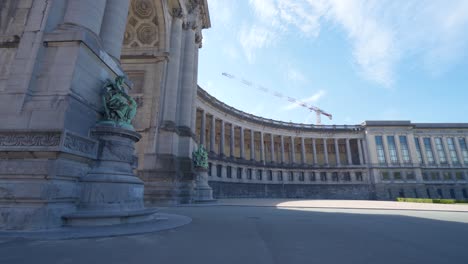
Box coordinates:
[101,76,137,127]
[192,144,209,169]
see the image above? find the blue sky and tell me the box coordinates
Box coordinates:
[197,0,468,125]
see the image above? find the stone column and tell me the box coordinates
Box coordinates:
[219,120,225,157]
[430,137,440,165]
[362,139,369,164]
[334,138,341,166]
[250,130,255,161]
[419,137,428,165]
[210,115,215,153]
[280,135,285,163]
[357,139,364,165]
[323,138,329,165]
[240,127,245,159]
[230,124,235,158]
[382,135,391,165]
[199,110,206,145]
[162,12,184,126]
[394,135,403,164]
[454,137,463,165]
[270,134,275,163]
[346,138,352,165]
[64,0,107,35]
[260,132,265,163]
[442,136,452,166]
[407,135,418,165]
[290,136,296,164]
[178,22,197,130]
[99,0,130,60]
[312,138,317,165]
[301,137,306,164]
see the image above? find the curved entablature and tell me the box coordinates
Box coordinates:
[197,86,362,132]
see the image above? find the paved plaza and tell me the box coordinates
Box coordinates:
[1,199,468,264]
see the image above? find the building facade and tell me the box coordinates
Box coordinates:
[195,87,468,200]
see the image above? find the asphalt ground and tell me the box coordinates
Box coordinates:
[1,200,468,264]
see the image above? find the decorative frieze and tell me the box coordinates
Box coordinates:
[62,131,98,159]
[0,132,61,147]
[0,130,98,159]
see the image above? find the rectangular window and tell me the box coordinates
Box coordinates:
[332,172,339,182]
[208,162,212,176]
[256,169,262,180]
[343,172,351,181]
[459,138,468,163]
[437,188,443,198]
[355,172,363,181]
[227,166,232,178]
[375,136,386,164]
[216,164,222,177]
[431,172,440,181]
[434,138,447,164]
[288,172,294,182]
[247,168,252,180]
[278,171,283,181]
[267,170,273,181]
[399,189,405,198]
[387,136,398,164]
[446,138,459,164]
[422,172,429,181]
[394,172,402,180]
[237,168,242,179]
[406,172,415,180]
[414,138,423,164]
[309,172,316,181]
[299,172,305,182]
[463,189,468,199]
[320,172,327,181]
[399,136,411,163]
[455,171,465,180]
[423,138,435,164]
[443,172,452,181]
[381,171,390,181]
[450,189,456,199]
[426,188,431,198]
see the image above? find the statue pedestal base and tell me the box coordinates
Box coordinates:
[193,167,215,203]
[63,125,157,226]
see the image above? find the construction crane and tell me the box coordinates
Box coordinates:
[221,72,333,125]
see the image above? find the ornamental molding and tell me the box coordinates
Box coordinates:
[0,130,98,159]
[0,131,61,148]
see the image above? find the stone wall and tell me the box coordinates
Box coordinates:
[209,181,372,200]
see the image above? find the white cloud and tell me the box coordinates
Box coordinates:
[239,25,276,63]
[283,90,326,110]
[243,0,468,86]
[286,67,307,82]
[208,0,236,26]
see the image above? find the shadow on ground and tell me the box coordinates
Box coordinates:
[1,206,467,264]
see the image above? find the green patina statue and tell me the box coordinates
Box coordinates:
[100,76,137,129]
[192,144,209,169]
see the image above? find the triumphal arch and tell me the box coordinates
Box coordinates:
[0,0,210,230]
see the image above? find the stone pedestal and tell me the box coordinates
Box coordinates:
[193,167,215,202]
[63,125,157,226]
